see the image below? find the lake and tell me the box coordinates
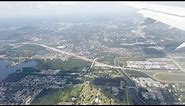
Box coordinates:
[0,59,38,81]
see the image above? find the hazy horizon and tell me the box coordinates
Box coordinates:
[0,2,184,19]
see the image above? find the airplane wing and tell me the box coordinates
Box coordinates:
[126,3,185,30]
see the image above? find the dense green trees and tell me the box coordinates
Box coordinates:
[35,58,91,71]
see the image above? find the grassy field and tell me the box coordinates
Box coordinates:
[93,69,122,78]
[98,59,114,66]
[98,52,120,65]
[110,70,122,77]
[124,69,150,78]
[154,72,185,83]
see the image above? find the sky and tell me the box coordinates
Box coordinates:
[0,2,125,19]
[0,2,185,19]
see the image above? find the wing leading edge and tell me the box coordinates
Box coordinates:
[126,3,185,31]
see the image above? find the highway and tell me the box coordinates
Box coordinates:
[22,42,162,72]
[154,42,185,72]
[167,55,185,72]
[90,58,98,68]
[7,42,154,72]
[119,69,147,105]
[25,42,94,62]
[22,42,147,105]
[24,40,184,74]
[24,42,112,68]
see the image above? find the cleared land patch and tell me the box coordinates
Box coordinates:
[154,72,185,83]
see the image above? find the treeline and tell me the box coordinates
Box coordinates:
[35,58,91,71]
